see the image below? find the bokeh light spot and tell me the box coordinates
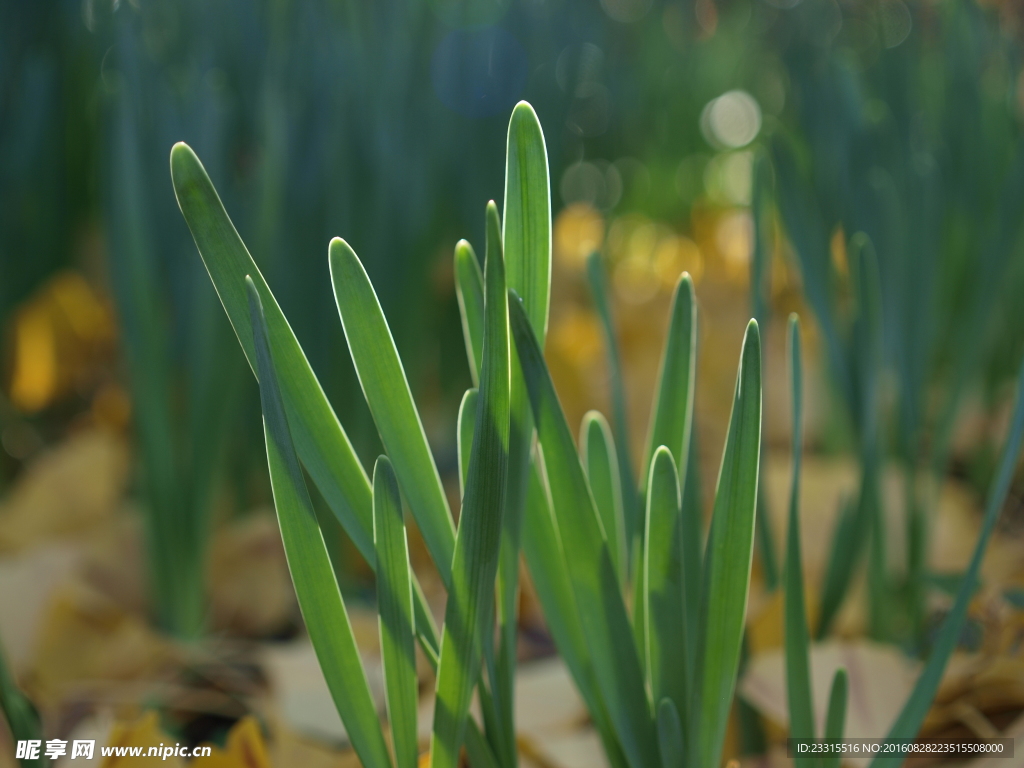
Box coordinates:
[701,90,762,149]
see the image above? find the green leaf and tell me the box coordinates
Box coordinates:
[783,315,816,768]
[644,446,688,731]
[816,494,861,639]
[457,388,478,497]
[171,144,442,664]
[430,202,511,768]
[582,412,627,585]
[373,456,419,768]
[586,252,640,549]
[246,278,391,768]
[642,274,697,492]
[821,669,848,768]
[454,240,485,387]
[869,355,1024,768]
[656,698,684,768]
[170,143,373,562]
[502,101,551,343]
[0,640,43,768]
[510,292,658,768]
[690,319,762,768]
[494,100,553,768]
[330,237,456,588]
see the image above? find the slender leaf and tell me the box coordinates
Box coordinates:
[784,315,816,768]
[457,388,478,496]
[582,411,627,585]
[816,494,860,639]
[644,446,687,729]
[821,669,848,768]
[510,292,658,768]
[246,278,390,768]
[690,320,762,768]
[454,240,485,387]
[656,698,684,768]
[870,354,1024,768]
[494,101,553,768]
[586,252,640,550]
[374,456,419,768]
[0,641,43,768]
[172,144,444,662]
[642,274,697,491]
[330,237,455,587]
[430,202,510,768]
[170,144,373,561]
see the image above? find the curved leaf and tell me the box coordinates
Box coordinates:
[330,237,455,586]
[246,278,390,768]
[374,456,419,768]
[582,411,627,585]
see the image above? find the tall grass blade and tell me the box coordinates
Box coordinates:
[582,412,627,585]
[330,237,456,587]
[510,293,658,768]
[816,495,859,639]
[0,641,43,768]
[373,456,419,768]
[821,669,848,768]
[783,315,816,767]
[495,101,553,768]
[656,698,684,768]
[642,274,697,491]
[690,319,762,768]
[869,355,1024,768]
[457,388,478,495]
[454,240,485,387]
[170,144,373,561]
[172,144,442,662]
[430,202,511,768]
[586,252,640,551]
[246,278,391,768]
[644,446,688,729]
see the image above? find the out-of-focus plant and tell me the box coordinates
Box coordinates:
[770,0,1024,645]
[0,640,45,768]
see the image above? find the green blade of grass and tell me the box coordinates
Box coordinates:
[170,143,373,561]
[656,698,684,768]
[644,446,688,730]
[0,640,43,768]
[373,456,419,768]
[454,240,485,387]
[494,101,553,768]
[821,669,848,768]
[582,412,627,586]
[457,388,478,496]
[586,252,640,551]
[784,315,816,768]
[690,319,762,768]
[643,274,697,492]
[510,292,658,768]
[247,278,391,768]
[869,355,1024,768]
[816,494,861,639]
[330,237,456,588]
[430,202,511,768]
[171,144,442,664]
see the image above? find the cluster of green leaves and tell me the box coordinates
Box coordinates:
[782,313,1024,768]
[171,99,766,768]
[769,0,1024,646]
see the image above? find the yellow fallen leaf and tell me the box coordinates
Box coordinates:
[198,716,271,768]
[100,711,184,767]
[0,428,128,553]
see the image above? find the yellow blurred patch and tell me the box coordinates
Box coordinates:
[100,711,184,767]
[7,270,114,414]
[199,716,272,768]
[553,203,604,270]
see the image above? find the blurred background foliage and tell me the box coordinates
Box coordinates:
[2,0,1023,634]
